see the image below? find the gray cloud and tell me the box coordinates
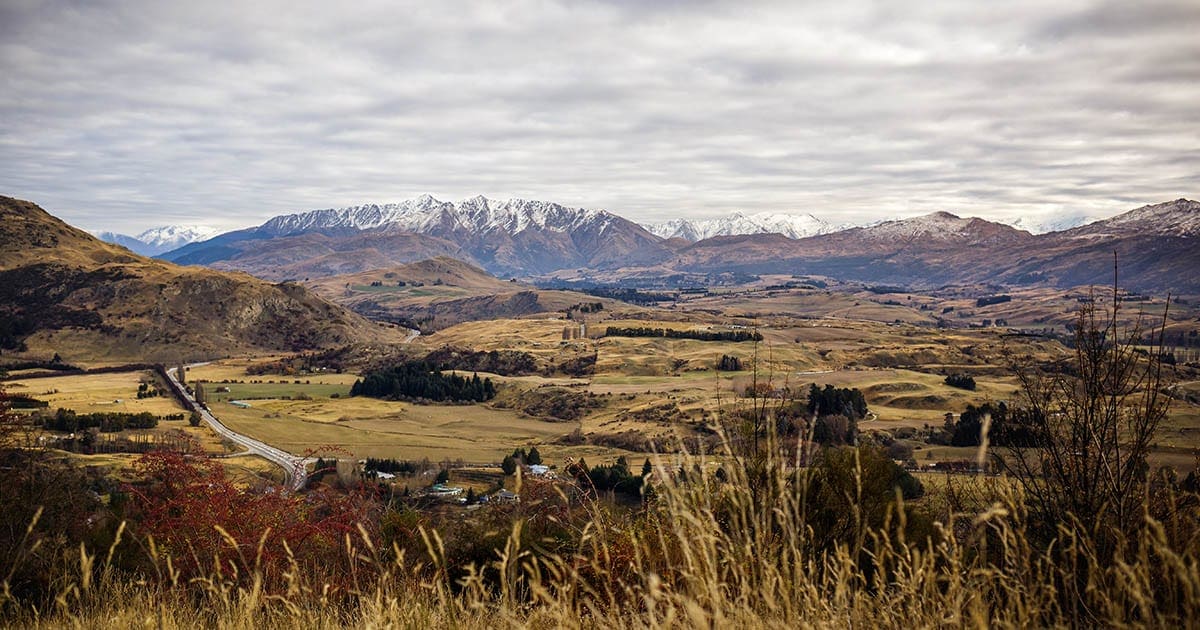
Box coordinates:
[1,0,1197,233]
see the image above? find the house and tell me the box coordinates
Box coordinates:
[494,489,520,503]
[427,484,464,499]
[527,464,551,476]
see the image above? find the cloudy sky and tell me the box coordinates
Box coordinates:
[2,0,1197,234]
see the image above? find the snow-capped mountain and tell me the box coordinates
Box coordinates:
[851,211,1030,243]
[94,225,220,256]
[162,195,670,276]
[257,195,619,239]
[645,211,835,241]
[1002,214,1104,234]
[1061,198,1200,238]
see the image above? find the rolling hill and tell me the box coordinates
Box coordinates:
[304,257,633,332]
[0,196,406,363]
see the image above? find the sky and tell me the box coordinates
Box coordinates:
[1,0,1198,234]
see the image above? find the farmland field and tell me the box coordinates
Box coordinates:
[4,370,187,416]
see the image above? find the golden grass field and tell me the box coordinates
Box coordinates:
[5,371,187,416]
[10,284,1199,474]
[134,305,1197,471]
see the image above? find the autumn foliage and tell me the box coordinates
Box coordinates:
[123,449,379,589]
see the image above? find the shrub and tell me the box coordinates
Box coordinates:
[944,373,976,390]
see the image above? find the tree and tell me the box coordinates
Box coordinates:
[944,374,976,390]
[501,455,517,476]
[642,458,652,477]
[188,411,202,427]
[999,272,1171,553]
[435,469,450,485]
[526,446,542,466]
[717,354,743,371]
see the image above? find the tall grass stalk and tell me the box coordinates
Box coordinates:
[6,434,1199,629]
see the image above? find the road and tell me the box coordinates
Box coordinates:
[166,365,311,491]
[163,328,420,491]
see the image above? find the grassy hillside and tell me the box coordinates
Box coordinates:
[307,257,636,331]
[0,196,407,363]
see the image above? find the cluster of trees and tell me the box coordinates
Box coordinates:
[806,384,868,445]
[975,294,1012,307]
[136,381,163,398]
[716,354,744,371]
[770,385,871,446]
[567,456,649,496]
[47,430,193,455]
[566,302,603,315]
[36,408,159,432]
[363,457,420,475]
[501,446,543,474]
[350,362,497,403]
[605,326,763,342]
[807,384,867,421]
[574,287,674,305]
[423,346,538,376]
[6,395,48,409]
[944,374,976,390]
[246,348,349,375]
[946,402,1041,448]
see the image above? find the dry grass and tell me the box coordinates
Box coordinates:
[6,439,1199,629]
[209,398,621,463]
[4,371,188,416]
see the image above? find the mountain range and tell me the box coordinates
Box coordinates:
[664,200,1200,292]
[644,211,837,241]
[161,195,671,279]
[94,225,220,256]
[137,195,1200,294]
[0,196,404,362]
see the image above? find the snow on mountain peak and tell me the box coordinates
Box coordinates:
[93,224,220,256]
[135,225,220,247]
[1077,198,1200,236]
[258,195,621,238]
[855,211,997,241]
[645,211,835,241]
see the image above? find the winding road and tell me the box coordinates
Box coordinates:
[164,328,421,491]
[166,365,311,491]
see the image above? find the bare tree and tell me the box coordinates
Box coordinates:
[1000,265,1171,550]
